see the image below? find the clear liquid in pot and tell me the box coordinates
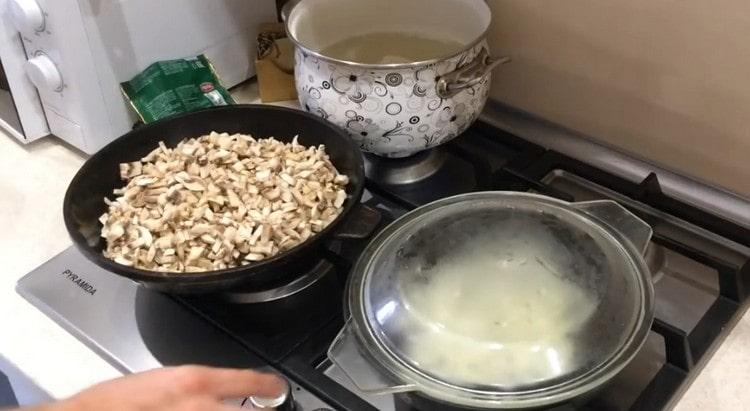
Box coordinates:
[319,32,464,64]
[390,208,605,388]
[400,243,599,387]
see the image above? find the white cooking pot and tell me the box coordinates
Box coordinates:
[286,0,508,158]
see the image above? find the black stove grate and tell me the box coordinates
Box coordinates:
[498,149,750,411]
[366,122,545,209]
[181,122,750,411]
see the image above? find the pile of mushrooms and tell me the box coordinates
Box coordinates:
[99,132,348,272]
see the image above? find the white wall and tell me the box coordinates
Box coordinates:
[487,0,750,198]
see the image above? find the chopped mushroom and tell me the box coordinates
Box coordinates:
[99,132,349,272]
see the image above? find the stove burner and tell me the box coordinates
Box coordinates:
[365,149,447,185]
[210,259,334,304]
[180,258,341,334]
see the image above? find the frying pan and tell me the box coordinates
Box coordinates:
[63,105,367,294]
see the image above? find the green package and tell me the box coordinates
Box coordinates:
[121,55,235,123]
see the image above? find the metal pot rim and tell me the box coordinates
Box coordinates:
[284,0,492,69]
[345,191,655,409]
[286,28,490,70]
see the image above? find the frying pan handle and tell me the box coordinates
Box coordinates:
[571,200,653,255]
[328,319,416,394]
[333,204,382,240]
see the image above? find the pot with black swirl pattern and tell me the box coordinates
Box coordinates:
[286,0,508,158]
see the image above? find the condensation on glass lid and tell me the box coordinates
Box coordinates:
[372,203,626,390]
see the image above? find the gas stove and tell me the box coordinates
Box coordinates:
[18,120,750,410]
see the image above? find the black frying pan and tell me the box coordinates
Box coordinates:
[63,105,366,294]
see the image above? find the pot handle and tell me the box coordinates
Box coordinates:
[571,200,653,255]
[436,49,510,99]
[328,319,417,394]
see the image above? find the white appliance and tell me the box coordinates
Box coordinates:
[0,0,276,153]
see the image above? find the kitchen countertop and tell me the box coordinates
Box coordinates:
[0,81,748,409]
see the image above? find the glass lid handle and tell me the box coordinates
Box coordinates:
[571,200,653,254]
[328,319,417,395]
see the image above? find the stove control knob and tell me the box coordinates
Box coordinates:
[24,53,63,92]
[7,0,45,35]
[248,382,294,410]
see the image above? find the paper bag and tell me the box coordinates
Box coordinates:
[255,23,298,102]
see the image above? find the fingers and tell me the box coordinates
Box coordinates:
[169,366,287,400]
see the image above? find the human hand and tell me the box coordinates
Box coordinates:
[25,365,286,411]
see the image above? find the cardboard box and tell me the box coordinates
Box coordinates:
[255,23,298,102]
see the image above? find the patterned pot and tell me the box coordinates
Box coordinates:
[286,0,508,158]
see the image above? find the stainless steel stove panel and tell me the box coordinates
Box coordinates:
[16,247,334,410]
[16,247,161,374]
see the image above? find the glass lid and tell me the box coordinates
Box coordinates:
[351,192,653,405]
